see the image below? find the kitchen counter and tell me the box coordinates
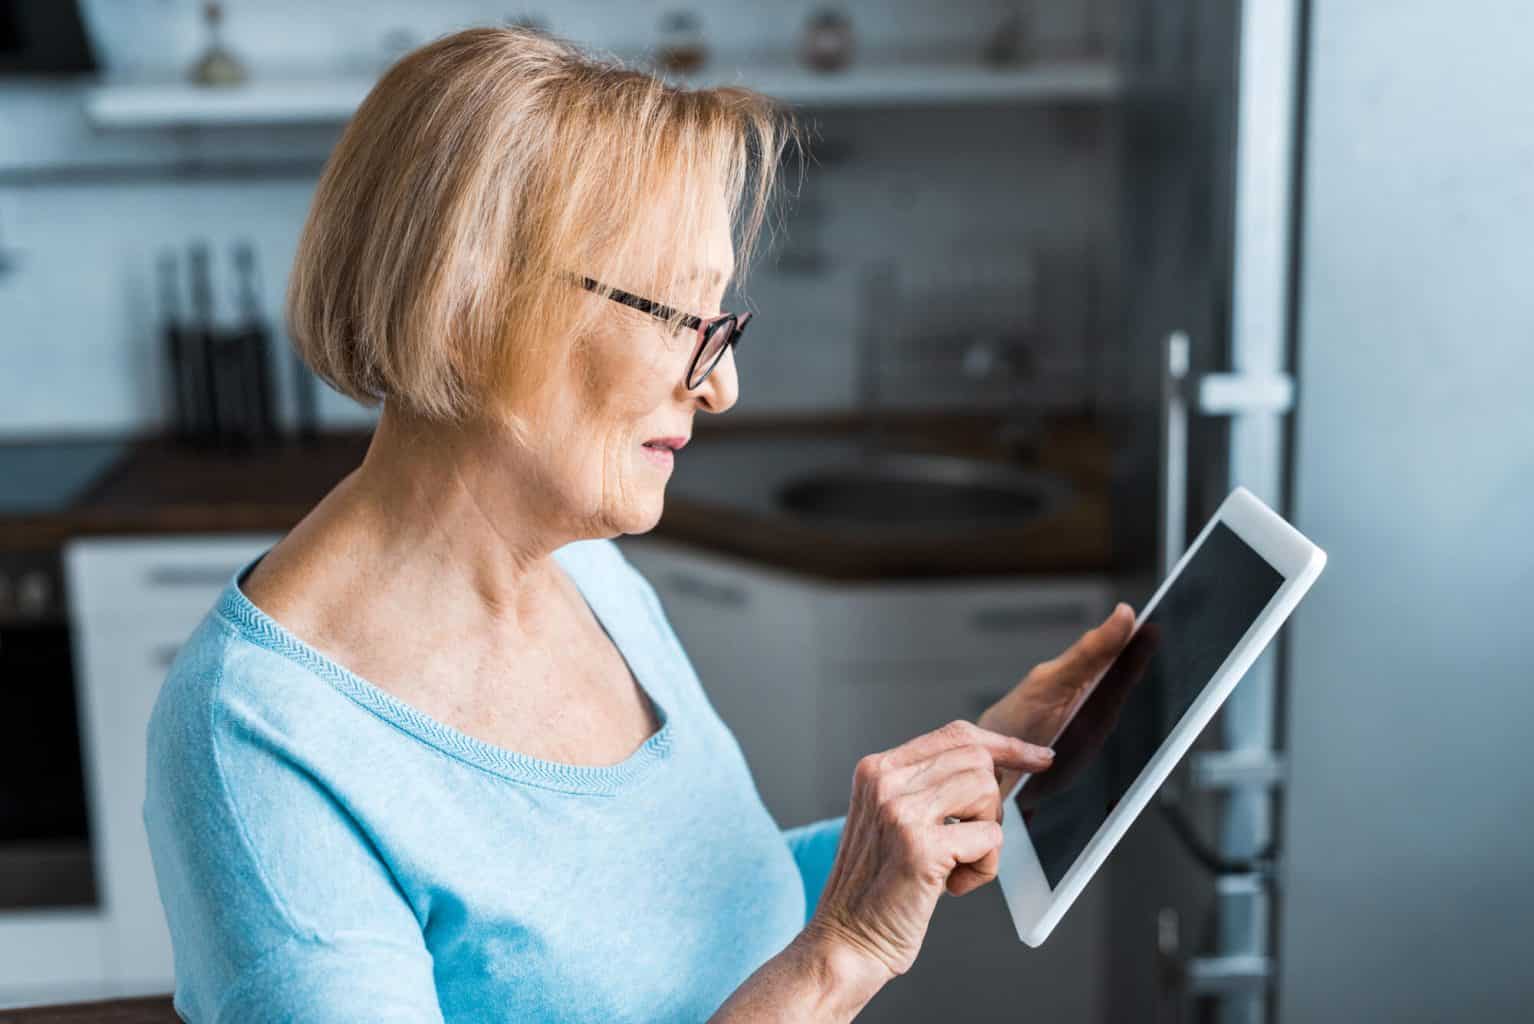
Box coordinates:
[0,996,176,1023]
[0,433,372,551]
[0,413,1114,578]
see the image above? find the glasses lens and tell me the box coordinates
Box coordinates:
[689,317,737,388]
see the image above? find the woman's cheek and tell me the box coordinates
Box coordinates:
[602,428,643,516]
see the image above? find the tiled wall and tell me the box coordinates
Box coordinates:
[0,0,1118,436]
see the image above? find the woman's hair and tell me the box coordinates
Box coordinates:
[287,26,793,423]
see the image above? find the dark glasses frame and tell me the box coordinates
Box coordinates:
[573,275,752,390]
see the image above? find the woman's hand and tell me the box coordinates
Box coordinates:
[977,603,1137,798]
[804,720,1056,984]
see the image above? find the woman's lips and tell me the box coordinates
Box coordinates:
[640,444,674,468]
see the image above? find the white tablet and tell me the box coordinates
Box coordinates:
[997,486,1326,947]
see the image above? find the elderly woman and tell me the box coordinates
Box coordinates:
[145,27,1132,1024]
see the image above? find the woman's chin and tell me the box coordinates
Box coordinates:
[610,492,666,537]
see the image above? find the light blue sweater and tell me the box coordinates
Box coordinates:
[144,538,845,1023]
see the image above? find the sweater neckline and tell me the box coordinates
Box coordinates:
[214,543,674,796]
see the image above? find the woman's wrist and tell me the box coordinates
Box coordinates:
[789,919,894,1019]
[707,919,891,1023]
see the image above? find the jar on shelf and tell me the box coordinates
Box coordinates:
[656,11,707,74]
[983,6,1033,67]
[801,9,854,73]
[188,2,246,87]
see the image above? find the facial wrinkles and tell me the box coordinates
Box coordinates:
[582,318,681,534]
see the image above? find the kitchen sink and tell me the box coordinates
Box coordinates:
[775,453,1070,530]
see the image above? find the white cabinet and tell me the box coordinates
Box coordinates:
[815,580,1106,671]
[64,534,276,998]
[0,913,110,1008]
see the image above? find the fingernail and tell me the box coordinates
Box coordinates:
[1037,746,1055,760]
[1115,602,1132,618]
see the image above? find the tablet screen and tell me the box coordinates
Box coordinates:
[1015,522,1285,887]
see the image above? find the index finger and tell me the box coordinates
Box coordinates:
[884,719,1055,772]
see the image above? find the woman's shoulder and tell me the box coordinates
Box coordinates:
[144,589,439,1021]
[149,594,257,746]
[146,581,356,786]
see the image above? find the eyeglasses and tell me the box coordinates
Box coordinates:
[574,276,752,390]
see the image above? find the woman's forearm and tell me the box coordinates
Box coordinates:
[710,925,890,1023]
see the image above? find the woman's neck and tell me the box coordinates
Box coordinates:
[253,404,600,638]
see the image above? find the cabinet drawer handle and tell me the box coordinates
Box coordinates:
[146,566,240,588]
[663,572,750,608]
[969,603,1090,632]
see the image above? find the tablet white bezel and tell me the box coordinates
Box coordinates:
[997,486,1326,947]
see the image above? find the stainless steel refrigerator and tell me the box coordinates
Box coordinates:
[1111,1,1534,1021]
[1106,1,1299,1021]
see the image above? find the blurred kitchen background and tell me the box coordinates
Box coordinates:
[1,0,1530,1020]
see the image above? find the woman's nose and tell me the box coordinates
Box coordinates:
[691,344,740,413]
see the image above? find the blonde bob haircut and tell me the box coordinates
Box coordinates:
[287,26,793,423]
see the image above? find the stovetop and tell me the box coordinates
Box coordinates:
[0,440,128,516]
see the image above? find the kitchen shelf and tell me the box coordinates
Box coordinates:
[84,60,1120,128]
[691,60,1120,108]
[85,78,374,128]
[0,158,329,186]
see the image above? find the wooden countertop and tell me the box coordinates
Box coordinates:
[0,996,176,1023]
[0,414,1115,579]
